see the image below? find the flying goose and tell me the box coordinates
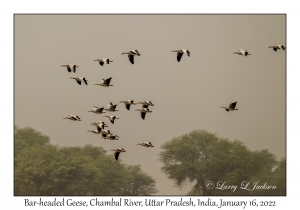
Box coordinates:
[93,58,113,66]
[88,106,105,114]
[137,142,154,147]
[106,134,120,140]
[101,129,111,135]
[87,126,102,134]
[63,115,82,121]
[119,100,135,110]
[134,101,154,108]
[61,64,78,73]
[220,102,239,112]
[90,121,108,129]
[171,49,190,62]
[233,50,251,57]
[268,45,285,51]
[135,108,152,120]
[104,102,119,112]
[70,77,88,85]
[121,50,141,64]
[103,115,119,124]
[110,148,126,160]
[94,77,113,87]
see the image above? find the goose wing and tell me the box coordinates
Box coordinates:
[73,65,77,73]
[125,103,131,110]
[128,55,134,64]
[115,152,120,160]
[83,78,88,85]
[229,102,237,109]
[177,52,183,62]
[99,61,104,66]
[141,112,146,120]
[67,66,71,72]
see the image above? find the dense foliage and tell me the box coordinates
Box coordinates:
[14,126,157,196]
[159,129,286,196]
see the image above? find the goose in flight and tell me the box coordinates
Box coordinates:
[70,77,88,85]
[119,100,135,110]
[106,134,120,140]
[88,106,105,114]
[101,129,111,135]
[137,142,154,147]
[110,148,126,160]
[233,50,251,57]
[103,115,119,124]
[105,102,119,112]
[220,102,239,112]
[134,101,154,108]
[171,49,190,62]
[87,126,102,134]
[63,115,82,121]
[61,64,78,73]
[94,77,113,87]
[93,58,113,66]
[268,45,285,51]
[90,121,108,129]
[135,108,152,120]
[121,50,141,64]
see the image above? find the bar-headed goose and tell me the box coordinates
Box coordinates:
[121,50,141,64]
[103,115,119,124]
[135,108,152,120]
[268,45,285,51]
[107,134,120,140]
[90,121,108,129]
[94,77,113,87]
[94,58,113,66]
[88,106,105,114]
[104,102,119,112]
[137,142,154,147]
[63,115,82,121]
[61,64,78,73]
[119,100,135,110]
[134,101,154,108]
[233,49,251,57]
[87,126,102,134]
[220,102,239,112]
[70,77,88,85]
[171,49,190,62]
[110,148,126,160]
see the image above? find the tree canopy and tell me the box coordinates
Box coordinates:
[14,126,157,196]
[159,129,285,196]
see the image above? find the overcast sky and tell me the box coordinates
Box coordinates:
[14,14,285,195]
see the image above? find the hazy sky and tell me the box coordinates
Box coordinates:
[14,14,285,195]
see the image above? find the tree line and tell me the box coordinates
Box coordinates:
[14,126,157,196]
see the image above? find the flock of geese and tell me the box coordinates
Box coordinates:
[61,45,285,161]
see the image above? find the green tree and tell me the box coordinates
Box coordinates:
[159,129,280,196]
[14,126,158,196]
[119,165,158,195]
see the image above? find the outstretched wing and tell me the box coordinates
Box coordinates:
[73,65,77,73]
[141,112,146,120]
[115,152,120,160]
[83,78,88,85]
[229,102,237,109]
[125,103,130,110]
[128,55,134,64]
[177,52,183,62]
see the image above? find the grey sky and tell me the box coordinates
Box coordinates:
[15,15,285,195]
